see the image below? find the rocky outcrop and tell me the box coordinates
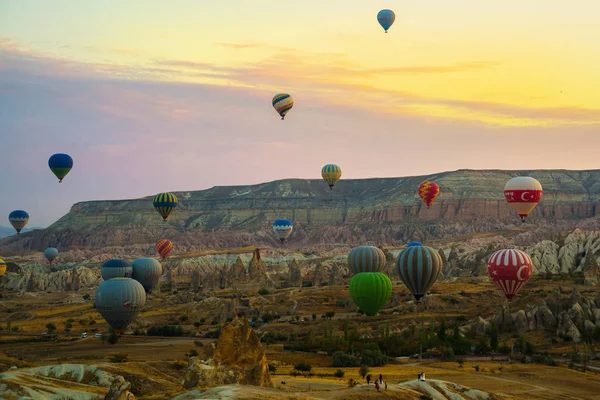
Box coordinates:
[288,259,302,287]
[2,265,101,292]
[105,376,136,400]
[182,317,272,390]
[247,249,273,288]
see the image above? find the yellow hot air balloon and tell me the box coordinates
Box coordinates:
[321,164,342,190]
[0,258,6,276]
[272,93,293,120]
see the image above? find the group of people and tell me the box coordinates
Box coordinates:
[366,373,388,391]
[417,372,426,381]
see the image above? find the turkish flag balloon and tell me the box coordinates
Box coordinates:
[418,181,440,208]
[487,249,533,300]
[504,176,542,222]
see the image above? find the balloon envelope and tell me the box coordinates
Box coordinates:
[155,239,173,260]
[9,210,29,234]
[377,9,396,32]
[101,259,133,281]
[153,192,178,221]
[396,244,443,301]
[407,242,422,247]
[504,177,542,222]
[44,247,59,264]
[95,278,146,334]
[272,93,294,120]
[418,181,440,208]
[131,258,163,293]
[347,246,386,275]
[321,164,342,189]
[48,153,73,182]
[0,258,6,277]
[487,249,533,300]
[272,219,293,243]
[349,272,392,316]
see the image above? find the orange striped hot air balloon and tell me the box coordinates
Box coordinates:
[418,181,440,208]
[155,239,173,260]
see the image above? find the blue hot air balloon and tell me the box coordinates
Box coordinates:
[407,241,422,247]
[272,219,293,243]
[131,258,163,293]
[101,259,133,281]
[44,247,59,264]
[48,153,73,183]
[377,9,396,33]
[9,210,29,234]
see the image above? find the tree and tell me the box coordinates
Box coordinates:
[325,311,335,320]
[45,323,56,333]
[312,313,317,321]
[489,321,499,351]
[294,362,312,372]
[359,365,370,379]
[438,319,447,342]
[82,294,90,300]
[194,321,201,328]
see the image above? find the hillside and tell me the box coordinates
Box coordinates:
[1,169,598,252]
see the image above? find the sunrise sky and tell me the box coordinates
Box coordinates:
[1,0,599,226]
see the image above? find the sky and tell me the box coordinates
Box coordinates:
[1,0,599,227]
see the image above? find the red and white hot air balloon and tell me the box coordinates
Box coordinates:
[487,249,533,300]
[504,176,542,222]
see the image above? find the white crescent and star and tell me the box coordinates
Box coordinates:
[516,265,529,281]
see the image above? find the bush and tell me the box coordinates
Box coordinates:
[147,325,184,337]
[109,353,128,363]
[336,300,345,308]
[179,315,189,322]
[172,360,187,370]
[312,314,317,321]
[194,321,201,328]
[83,294,90,300]
[332,351,360,367]
[441,347,456,361]
[294,362,312,372]
[456,357,465,367]
[187,349,199,358]
[473,365,480,372]
[268,363,277,373]
[194,340,204,347]
[200,317,205,323]
[334,369,345,378]
[362,349,387,367]
[258,288,270,295]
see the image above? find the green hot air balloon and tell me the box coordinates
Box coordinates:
[95,278,146,334]
[101,259,133,281]
[347,246,386,275]
[349,272,392,316]
[396,243,443,302]
[131,258,163,293]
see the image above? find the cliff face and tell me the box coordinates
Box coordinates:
[1,169,599,252]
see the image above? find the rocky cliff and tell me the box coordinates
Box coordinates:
[0,169,598,253]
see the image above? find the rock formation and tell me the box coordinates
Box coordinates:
[287,259,302,287]
[2,265,101,292]
[247,249,273,288]
[105,376,136,400]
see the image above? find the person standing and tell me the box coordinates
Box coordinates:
[366,374,371,385]
[385,382,388,390]
[379,373,383,384]
[375,382,380,392]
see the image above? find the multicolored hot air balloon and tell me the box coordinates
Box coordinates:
[321,164,342,190]
[131,258,163,293]
[273,219,293,243]
[377,9,396,33]
[9,210,29,234]
[504,177,542,222]
[418,181,440,209]
[396,243,443,302]
[272,93,294,120]
[95,277,146,334]
[349,272,392,316]
[44,247,59,264]
[347,246,386,275]
[153,192,178,222]
[0,258,6,277]
[48,153,73,183]
[101,259,133,281]
[487,249,533,300]
[155,239,173,260]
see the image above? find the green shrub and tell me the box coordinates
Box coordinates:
[268,363,277,372]
[109,353,128,363]
[331,351,360,367]
[473,365,480,372]
[258,288,270,295]
[294,362,312,372]
[334,369,345,378]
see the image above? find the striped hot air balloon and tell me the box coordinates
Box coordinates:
[153,192,178,222]
[487,249,533,300]
[504,177,542,222]
[272,219,293,243]
[418,181,440,209]
[156,239,173,260]
[9,210,29,234]
[95,278,146,334]
[0,258,6,277]
[396,243,443,302]
[101,259,133,281]
[272,93,294,120]
[321,164,342,190]
[349,272,392,316]
[347,246,386,275]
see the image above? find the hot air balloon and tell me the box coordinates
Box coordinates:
[156,239,173,260]
[272,93,293,120]
[349,272,392,316]
[347,246,386,275]
[155,239,173,260]
[504,177,542,222]
[396,243,443,302]
[44,247,59,264]
[9,210,29,234]
[48,153,73,183]
[377,9,396,33]
[407,241,422,247]
[273,219,293,243]
[131,258,163,293]
[95,278,146,334]
[487,249,533,300]
[418,181,440,209]
[0,258,6,277]
[153,192,178,222]
[101,259,133,281]
[321,164,342,190]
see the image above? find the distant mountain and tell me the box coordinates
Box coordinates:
[0,169,598,252]
[0,226,42,239]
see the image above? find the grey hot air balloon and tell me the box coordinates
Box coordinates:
[396,243,443,302]
[347,246,386,275]
[131,258,163,293]
[101,259,133,281]
[95,278,146,334]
